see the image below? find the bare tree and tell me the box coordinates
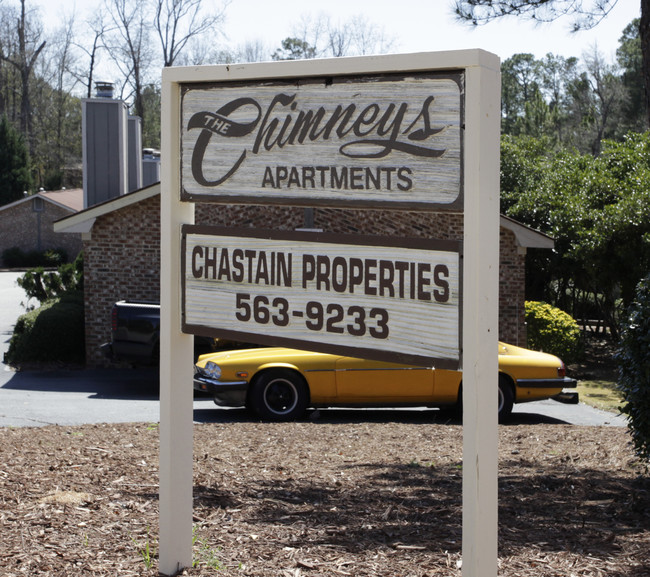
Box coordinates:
[323,19,352,58]
[347,16,396,56]
[0,5,16,119]
[173,37,269,66]
[284,12,396,59]
[153,0,229,67]
[69,9,115,99]
[32,14,79,185]
[453,0,649,127]
[582,47,625,154]
[237,39,270,63]
[290,13,327,57]
[104,0,153,120]
[0,0,46,152]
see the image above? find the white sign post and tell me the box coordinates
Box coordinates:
[461,60,501,577]
[160,50,500,577]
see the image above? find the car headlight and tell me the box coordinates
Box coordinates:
[203,361,221,379]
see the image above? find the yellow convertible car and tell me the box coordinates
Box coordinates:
[194,343,578,421]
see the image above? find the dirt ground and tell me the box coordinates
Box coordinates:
[1,336,648,576]
[1,414,649,577]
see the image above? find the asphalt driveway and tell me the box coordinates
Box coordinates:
[0,271,627,428]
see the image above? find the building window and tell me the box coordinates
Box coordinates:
[32,197,44,212]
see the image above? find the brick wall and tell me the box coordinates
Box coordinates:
[0,199,83,266]
[84,195,161,365]
[85,196,526,365]
[499,229,527,347]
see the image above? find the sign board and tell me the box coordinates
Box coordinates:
[161,51,500,577]
[182,226,461,368]
[180,72,463,210]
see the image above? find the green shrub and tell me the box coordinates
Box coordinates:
[43,170,63,191]
[5,291,85,366]
[525,301,582,363]
[17,252,83,304]
[617,275,650,466]
[43,249,67,266]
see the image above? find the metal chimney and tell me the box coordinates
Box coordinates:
[142,148,161,186]
[128,116,143,192]
[82,91,129,208]
[95,81,115,99]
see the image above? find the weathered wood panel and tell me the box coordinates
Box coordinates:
[182,226,461,368]
[180,72,463,210]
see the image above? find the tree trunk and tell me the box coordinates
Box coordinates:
[642,0,650,128]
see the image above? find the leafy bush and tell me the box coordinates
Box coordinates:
[617,274,650,465]
[502,133,650,339]
[525,301,582,363]
[17,252,83,304]
[5,291,85,366]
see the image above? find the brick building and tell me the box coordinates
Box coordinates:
[56,184,553,367]
[0,189,84,267]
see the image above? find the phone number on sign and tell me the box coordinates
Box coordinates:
[234,293,390,339]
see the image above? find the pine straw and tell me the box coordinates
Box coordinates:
[1,418,648,576]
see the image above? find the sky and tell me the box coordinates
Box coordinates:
[220,0,639,61]
[34,0,639,64]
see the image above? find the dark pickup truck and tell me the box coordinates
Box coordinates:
[101,300,216,365]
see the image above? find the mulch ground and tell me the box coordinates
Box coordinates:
[1,417,649,576]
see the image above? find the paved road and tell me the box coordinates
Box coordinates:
[1,271,25,363]
[0,271,627,428]
[0,364,628,427]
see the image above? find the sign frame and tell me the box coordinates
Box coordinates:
[181,225,462,369]
[160,50,500,577]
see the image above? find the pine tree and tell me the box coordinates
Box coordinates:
[0,116,32,206]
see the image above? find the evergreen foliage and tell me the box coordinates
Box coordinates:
[271,38,317,60]
[5,290,85,366]
[6,253,85,366]
[617,274,650,465]
[501,132,650,337]
[0,116,32,206]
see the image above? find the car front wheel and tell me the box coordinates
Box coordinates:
[498,376,514,422]
[249,369,309,421]
[453,376,515,422]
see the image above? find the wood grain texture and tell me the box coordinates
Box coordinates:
[180,73,463,210]
[183,230,460,367]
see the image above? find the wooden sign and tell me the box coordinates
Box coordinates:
[182,225,461,368]
[161,51,500,577]
[180,72,463,210]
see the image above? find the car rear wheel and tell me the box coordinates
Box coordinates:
[249,369,309,421]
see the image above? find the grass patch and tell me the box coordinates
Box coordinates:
[577,379,623,413]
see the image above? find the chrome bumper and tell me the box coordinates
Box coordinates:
[516,377,577,389]
[193,375,248,394]
[193,375,249,407]
[552,390,580,404]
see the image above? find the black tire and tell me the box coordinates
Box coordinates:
[249,369,309,421]
[451,377,514,422]
[498,376,515,422]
